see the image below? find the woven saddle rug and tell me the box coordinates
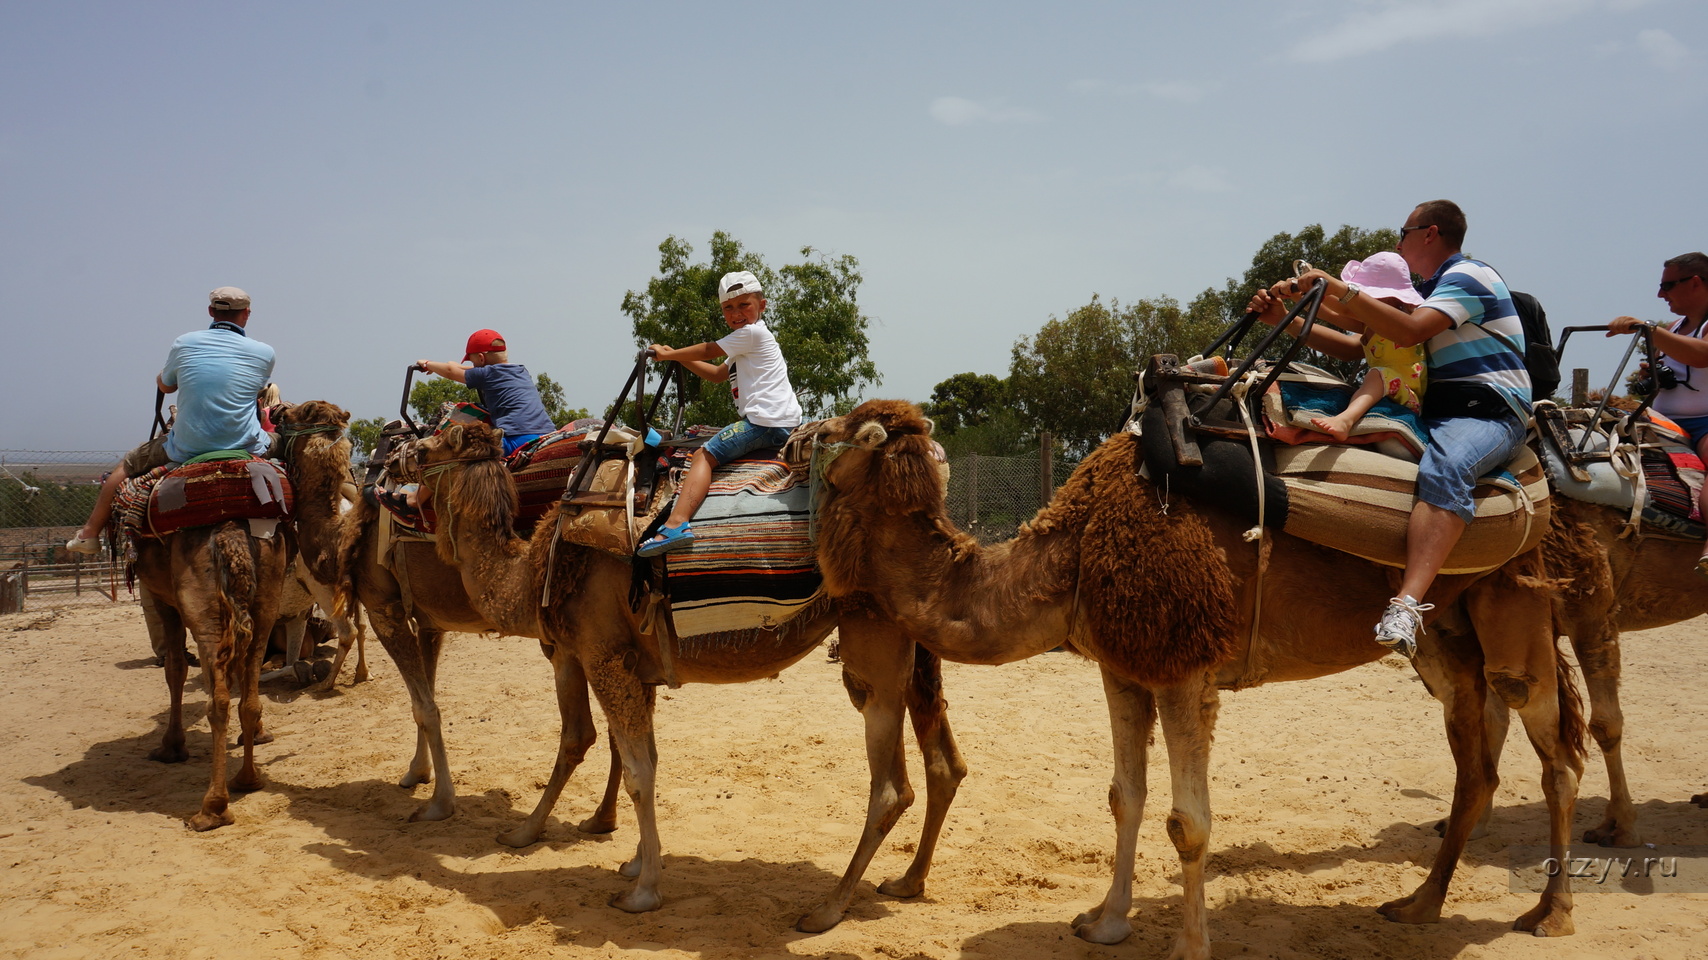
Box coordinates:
[1260,365,1430,461]
[116,457,293,539]
[1538,408,1705,540]
[1139,399,1549,575]
[661,454,822,639]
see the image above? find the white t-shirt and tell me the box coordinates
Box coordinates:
[716,321,802,428]
[1654,320,1708,419]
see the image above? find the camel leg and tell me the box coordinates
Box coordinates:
[1570,617,1638,847]
[587,660,662,913]
[1381,627,1495,924]
[371,601,457,821]
[309,575,365,690]
[584,734,624,836]
[1500,650,1582,936]
[144,589,191,765]
[1434,685,1509,840]
[798,619,916,933]
[230,603,274,794]
[498,650,603,847]
[1071,667,1157,946]
[189,630,235,832]
[878,644,968,899]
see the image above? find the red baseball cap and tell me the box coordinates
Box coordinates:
[463,329,506,361]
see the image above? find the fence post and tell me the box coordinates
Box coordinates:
[1571,368,1589,407]
[1038,432,1053,508]
[0,571,21,614]
[967,455,980,532]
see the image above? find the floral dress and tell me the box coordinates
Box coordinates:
[1364,335,1427,413]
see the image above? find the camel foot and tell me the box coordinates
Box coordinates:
[1583,819,1641,848]
[187,809,235,832]
[399,770,430,789]
[877,873,926,899]
[353,666,369,684]
[618,857,642,879]
[609,887,661,914]
[796,902,846,934]
[406,798,454,823]
[1378,891,1444,924]
[1514,898,1574,937]
[149,744,189,764]
[237,729,274,747]
[496,824,543,848]
[1072,908,1133,945]
[1691,791,1708,808]
[230,772,264,793]
[577,812,619,835]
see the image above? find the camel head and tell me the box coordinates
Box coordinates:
[271,400,354,479]
[417,421,506,466]
[273,399,351,435]
[810,399,946,516]
[415,422,517,557]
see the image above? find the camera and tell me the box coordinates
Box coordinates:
[1633,363,1679,397]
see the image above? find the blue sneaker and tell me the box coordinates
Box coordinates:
[636,523,695,557]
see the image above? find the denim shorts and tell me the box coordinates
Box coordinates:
[1415,411,1529,524]
[701,419,795,465]
[1666,414,1708,450]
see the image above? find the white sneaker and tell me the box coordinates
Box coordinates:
[64,533,102,555]
[1374,595,1433,659]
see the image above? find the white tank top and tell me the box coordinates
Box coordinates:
[1653,319,1708,419]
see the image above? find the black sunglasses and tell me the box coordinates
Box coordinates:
[1659,276,1698,294]
[1398,224,1431,240]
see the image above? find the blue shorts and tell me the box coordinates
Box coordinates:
[1666,414,1708,450]
[502,433,541,456]
[701,419,794,465]
[1415,412,1528,525]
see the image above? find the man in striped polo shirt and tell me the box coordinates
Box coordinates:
[1287,200,1531,657]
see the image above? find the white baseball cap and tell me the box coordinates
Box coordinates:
[717,270,763,303]
[209,286,251,310]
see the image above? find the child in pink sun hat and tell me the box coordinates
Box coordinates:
[1304,251,1428,442]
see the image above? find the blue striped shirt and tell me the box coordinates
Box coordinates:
[1417,254,1531,421]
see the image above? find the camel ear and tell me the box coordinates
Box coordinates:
[853,422,887,449]
[444,424,464,451]
[920,416,936,436]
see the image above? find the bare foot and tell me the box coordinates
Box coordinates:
[1307,415,1352,442]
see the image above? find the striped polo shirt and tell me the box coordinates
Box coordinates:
[1417,254,1532,421]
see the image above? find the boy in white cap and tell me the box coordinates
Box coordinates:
[66,286,276,554]
[637,270,802,556]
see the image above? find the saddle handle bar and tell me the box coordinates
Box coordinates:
[1194,279,1326,414]
[399,363,423,436]
[1556,324,1659,455]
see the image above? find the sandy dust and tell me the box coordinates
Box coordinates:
[2,600,1706,959]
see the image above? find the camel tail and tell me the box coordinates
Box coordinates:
[1553,634,1588,765]
[211,523,259,678]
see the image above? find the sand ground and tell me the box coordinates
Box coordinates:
[2,601,1706,959]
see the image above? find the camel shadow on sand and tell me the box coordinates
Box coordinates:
[269,774,892,958]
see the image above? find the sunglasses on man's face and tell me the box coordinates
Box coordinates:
[1659,276,1698,294]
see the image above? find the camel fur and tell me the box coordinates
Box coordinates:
[272,400,368,689]
[805,399,1589,956]
[409,421,967,927]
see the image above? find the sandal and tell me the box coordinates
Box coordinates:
[1695,555,1708,578]
[636,523,695,557]
[377,487,420,518]
[64,533,102,555]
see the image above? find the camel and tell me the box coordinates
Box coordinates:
[800,399,1588,955]
[271,401,368,689]
[1478,495,1708,845]
[134,497,289,832]
[408,422,966,923]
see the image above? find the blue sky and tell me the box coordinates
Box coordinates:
[2,0,1702,450]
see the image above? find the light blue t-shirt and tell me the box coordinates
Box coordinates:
[159,322,277,462]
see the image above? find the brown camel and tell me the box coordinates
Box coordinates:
[271,400,368,689]
[134,510,289,831]
[1482,495,1708,845]
[410,422,966,922]
[802,399,1587,955]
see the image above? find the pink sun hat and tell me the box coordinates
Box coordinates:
[1341,251,1423,306]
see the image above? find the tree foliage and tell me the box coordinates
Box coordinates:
[621,232,880,427]
[348,417,384,462]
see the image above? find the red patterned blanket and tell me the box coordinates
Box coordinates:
[117,459,293,538]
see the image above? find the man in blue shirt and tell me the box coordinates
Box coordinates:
[1260,201,1531,657]
[66,286,278,554]
[415,329,557,456]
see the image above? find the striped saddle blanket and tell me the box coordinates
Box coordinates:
[1139,401,1549,574]
[661,455,822,639]
[117,458,293,538]
[1261,367,1429,461]
[1537,409,1705,540]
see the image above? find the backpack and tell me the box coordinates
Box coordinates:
[1508,291,1560,402]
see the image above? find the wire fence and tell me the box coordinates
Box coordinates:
[1,450,133,611]
[944,452,1078,544]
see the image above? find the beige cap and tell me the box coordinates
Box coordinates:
[209,286,251,310]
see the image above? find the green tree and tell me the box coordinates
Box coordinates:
[534,372,590,426]
[348,417,384,462]
[924,372,1010,435]
[621,232,880,427]
[1008,295,1140,457]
